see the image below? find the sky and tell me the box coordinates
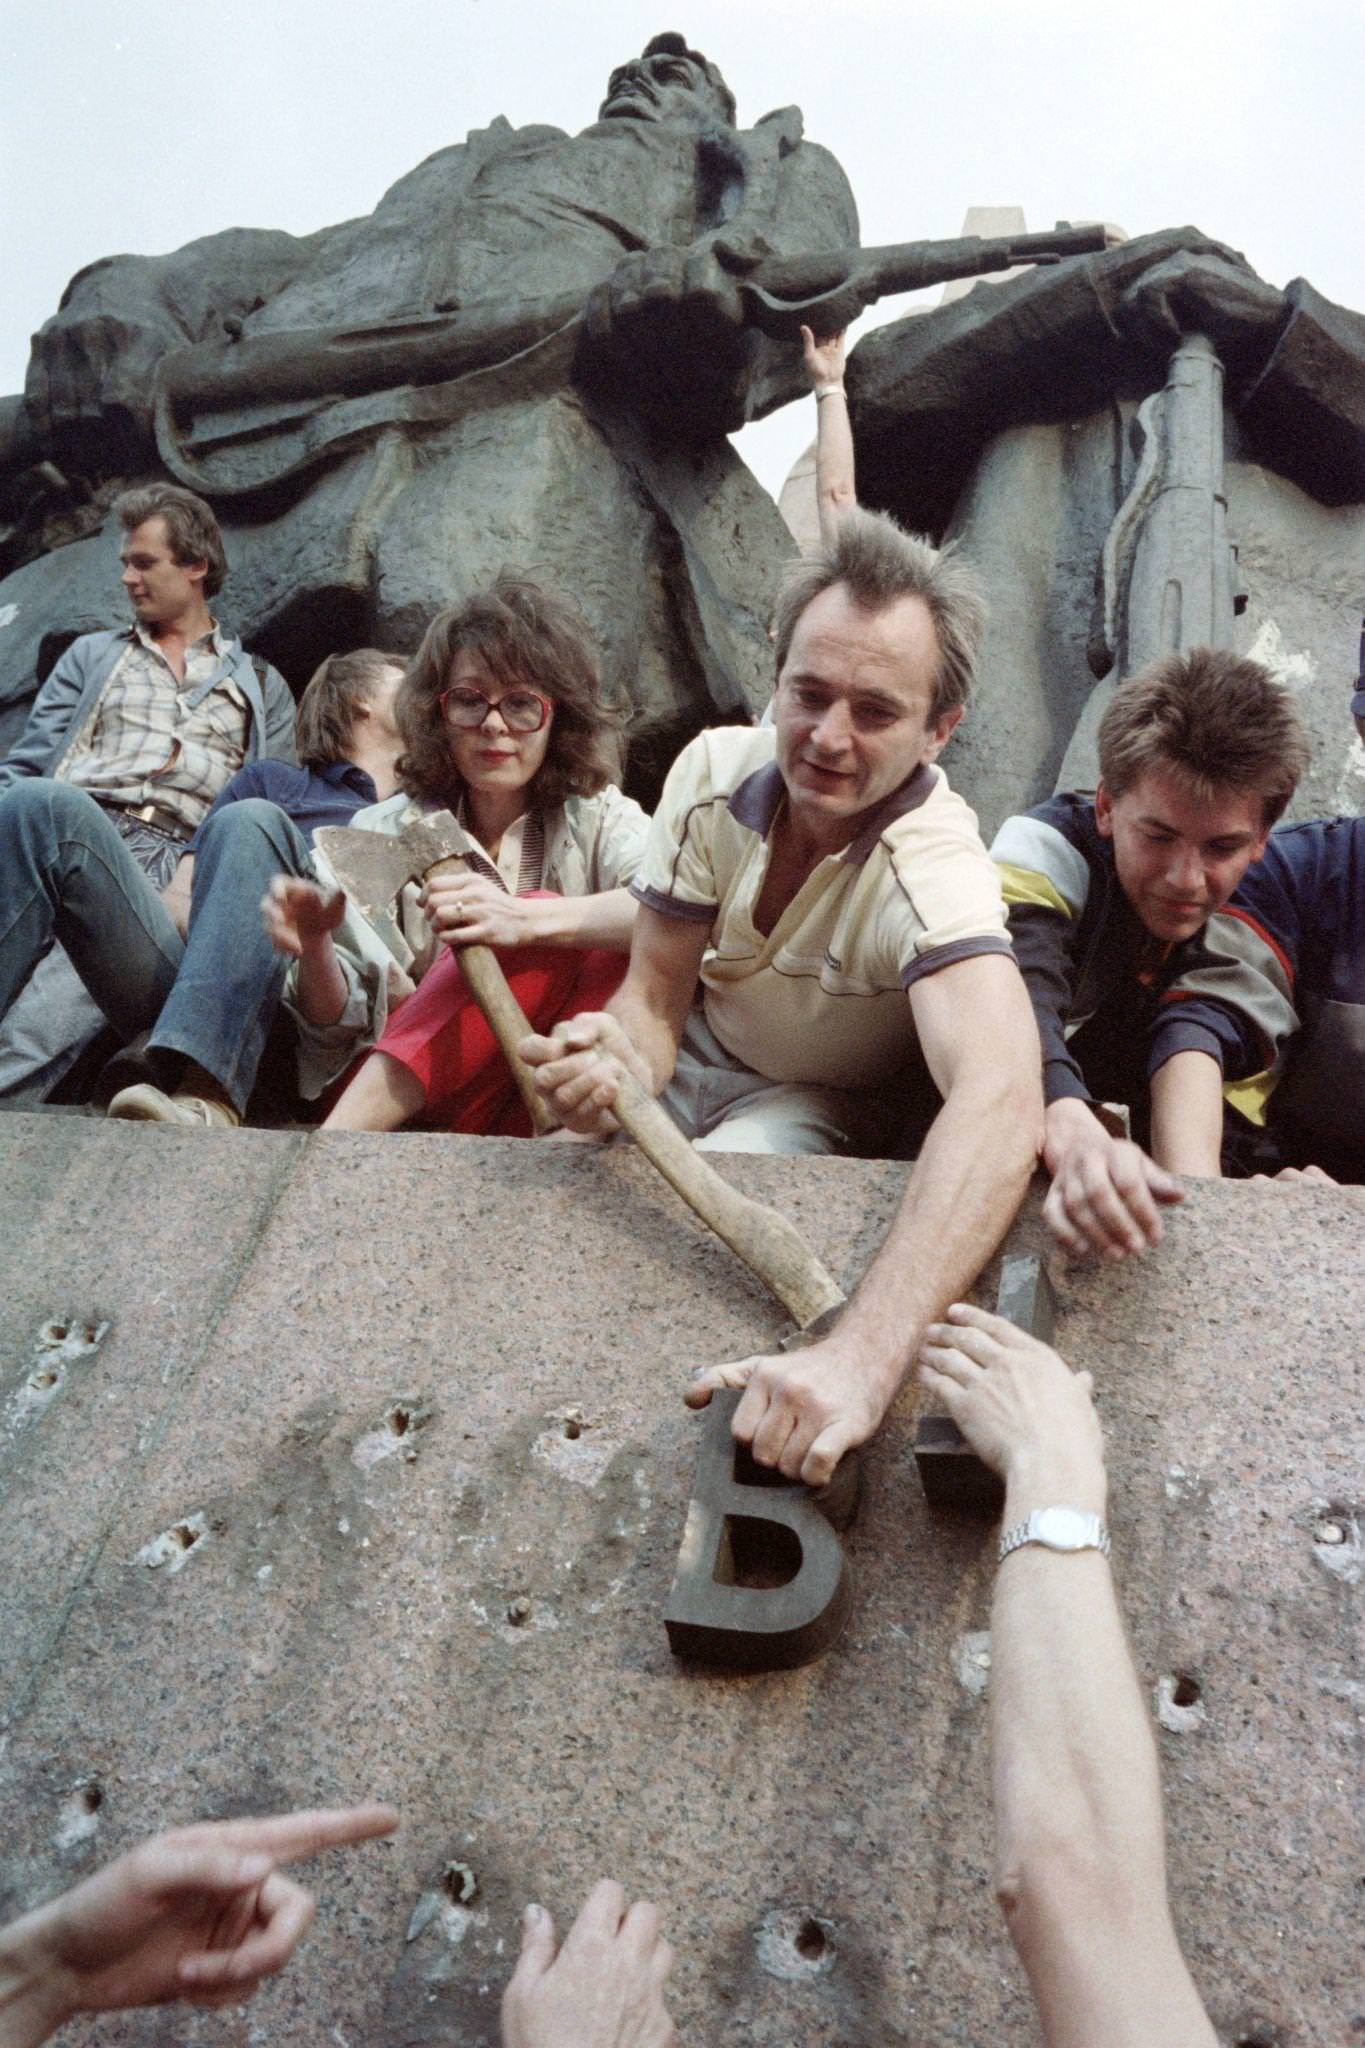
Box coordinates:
[3,0,1363,499]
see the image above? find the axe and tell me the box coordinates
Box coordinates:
[316,815,846,1331]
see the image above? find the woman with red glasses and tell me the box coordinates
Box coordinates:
[264,576,648,1133]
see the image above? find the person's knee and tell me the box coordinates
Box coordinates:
[198,797,307,866]
[0,777,103,834]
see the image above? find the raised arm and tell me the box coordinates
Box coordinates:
[800,324,855,547]
[688,950,1043,1485]
[919,1304,1217,2048]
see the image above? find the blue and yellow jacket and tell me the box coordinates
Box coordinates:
[991,792,1295,1126]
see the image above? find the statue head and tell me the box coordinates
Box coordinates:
[599,31,736,131]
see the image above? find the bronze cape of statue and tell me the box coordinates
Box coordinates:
[2,31,1362,807]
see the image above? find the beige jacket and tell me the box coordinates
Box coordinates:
[287,785,650,1097]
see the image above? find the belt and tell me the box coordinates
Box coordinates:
[107,799,192,841]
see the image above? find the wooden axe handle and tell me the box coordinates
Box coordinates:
[452,942,561,1135]
[423,854,558,1135]
[423,857,844,1327]
[608,1072,845,1330]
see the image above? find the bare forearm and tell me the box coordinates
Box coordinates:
[604,979,683,1094]
[523,889,637,952]
[0,1919,67,2048]
[294,936,349,1028]
[835,1075,1037,1395]
[814,387,856,546]
[1149,1049,1224,1177]
[991,1473,1216,2046]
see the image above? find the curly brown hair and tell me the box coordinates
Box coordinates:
[395,576,624,810]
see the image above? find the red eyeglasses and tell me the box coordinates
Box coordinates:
[438,685,552,734]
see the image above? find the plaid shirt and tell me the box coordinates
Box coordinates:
[60,621,250,833]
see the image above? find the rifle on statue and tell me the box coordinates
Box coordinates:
[151,224,1111,496]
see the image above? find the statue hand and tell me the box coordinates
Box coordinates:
[1109,231,1284,381]
[579,232,770,436]
[24,310,166,451]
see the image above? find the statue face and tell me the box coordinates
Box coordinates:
[599,49,729,130]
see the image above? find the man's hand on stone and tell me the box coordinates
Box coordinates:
[500,1880,675,2048]
[686,1335,891,1488]
[919,1302,1107,1514]
[1250,1163,1338,1186]
[519,1011,652,1136]
[261,875,346,959]
[1042,1097,1182,1260]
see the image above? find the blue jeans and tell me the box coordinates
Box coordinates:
[0,784,311,1113]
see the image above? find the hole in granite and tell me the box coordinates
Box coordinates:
[43,1321,69,1343]
[563,1415,584,1441]
[794,1917,827,1961]
[170,1522,201,1553]
[78,1782,103,1813]
[441,1862,478,1905]
[387,1406,412,1437]
[1170,1673,1201,1709]
[506,1596,532,1626]
[1234,2035,1280,2047]
[28,1368,60,1390]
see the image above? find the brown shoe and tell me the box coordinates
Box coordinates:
[108,1083,240,1129]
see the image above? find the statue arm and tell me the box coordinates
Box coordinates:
[849,227,1361,531]
[17,227,323,472]
[1237,279,1365,505]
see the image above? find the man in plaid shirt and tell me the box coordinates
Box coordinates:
[0,484,294,1099]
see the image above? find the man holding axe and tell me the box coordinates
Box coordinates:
[524,509,1044,1487]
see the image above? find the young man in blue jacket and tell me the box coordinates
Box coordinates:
[991,648,1310,1259]
[0,484,295,1100]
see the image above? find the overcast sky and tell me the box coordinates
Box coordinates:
[3,0,1362,498]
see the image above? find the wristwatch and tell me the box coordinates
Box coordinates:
[998,1506,1110,1563]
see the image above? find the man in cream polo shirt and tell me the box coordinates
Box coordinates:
[524,508,1043,1489]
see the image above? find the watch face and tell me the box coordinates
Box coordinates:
[1033,1506,1094,1550]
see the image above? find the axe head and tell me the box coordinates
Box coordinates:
[314,810,468,922]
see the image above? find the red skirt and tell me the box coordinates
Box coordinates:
[374,896,627,1135]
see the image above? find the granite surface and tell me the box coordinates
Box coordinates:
[0,1116,1360,2046]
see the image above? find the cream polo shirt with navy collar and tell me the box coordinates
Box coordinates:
[631,726,1013,1090]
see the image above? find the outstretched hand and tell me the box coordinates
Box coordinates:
[919,1302,1106,1510]
[1042,1099,1182,1259]
[261,874,346,959]
[1,1804,397,2038]
[501,1879,675,2048]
